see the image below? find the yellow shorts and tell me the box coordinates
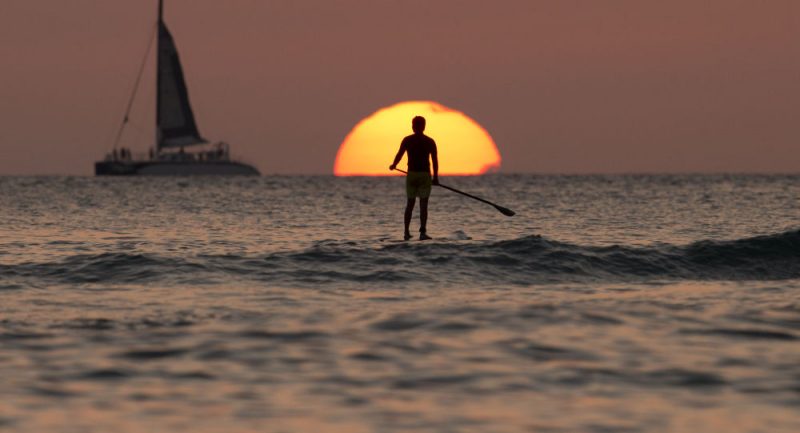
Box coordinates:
[406,171,432,198]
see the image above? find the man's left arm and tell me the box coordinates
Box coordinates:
[389,140,407,171]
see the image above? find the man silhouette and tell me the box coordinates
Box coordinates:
[389,116,439,240]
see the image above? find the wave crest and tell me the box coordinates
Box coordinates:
[3,230,799,287]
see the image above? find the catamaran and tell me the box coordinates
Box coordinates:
[95,0,259,176]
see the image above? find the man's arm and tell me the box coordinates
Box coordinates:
[431,140,439,184]
[389,140,407,171]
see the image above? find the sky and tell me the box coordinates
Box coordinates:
[1,0,798,175]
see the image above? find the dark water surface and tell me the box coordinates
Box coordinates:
[1,175,799,432]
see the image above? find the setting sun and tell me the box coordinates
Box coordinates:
[334,101,501,176]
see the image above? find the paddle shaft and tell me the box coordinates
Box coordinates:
[392,168,515,216]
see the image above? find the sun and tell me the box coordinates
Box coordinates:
[334,101,501,176]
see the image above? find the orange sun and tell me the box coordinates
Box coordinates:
[334,101,501,176]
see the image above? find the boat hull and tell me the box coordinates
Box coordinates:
[95,161,260,176]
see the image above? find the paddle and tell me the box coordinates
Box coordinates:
[392,168,515,217]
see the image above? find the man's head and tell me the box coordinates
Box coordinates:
[412,116,426,134]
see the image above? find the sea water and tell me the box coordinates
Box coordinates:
[0,175,798,433]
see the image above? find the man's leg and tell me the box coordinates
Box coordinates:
[419,197,431,240]
[404,198,416,239]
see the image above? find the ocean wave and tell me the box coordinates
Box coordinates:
[3,230,799,287]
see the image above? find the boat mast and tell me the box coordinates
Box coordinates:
[156,0,164,152]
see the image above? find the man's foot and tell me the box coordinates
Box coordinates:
[419,232,432,241]
[404,233,412,241]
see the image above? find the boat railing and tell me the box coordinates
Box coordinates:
[105,148,146,162]
[104,145,235,163]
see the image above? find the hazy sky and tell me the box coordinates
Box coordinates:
[1,0,798,175]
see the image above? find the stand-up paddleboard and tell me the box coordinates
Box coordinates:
[379,237,432,243]
[378,231,472,243]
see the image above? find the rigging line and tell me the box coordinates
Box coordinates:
[112,23,158,151]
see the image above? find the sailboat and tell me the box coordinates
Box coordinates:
[95,0,259,176]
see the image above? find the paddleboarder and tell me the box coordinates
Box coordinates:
[389,116,439,240]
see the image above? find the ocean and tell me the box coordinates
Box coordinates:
[1,175,799,433]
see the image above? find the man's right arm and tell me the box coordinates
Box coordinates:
[430,139,439,184]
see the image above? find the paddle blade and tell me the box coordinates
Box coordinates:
[495,205,515,217]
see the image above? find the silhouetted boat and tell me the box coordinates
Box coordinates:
[95,0,259,176]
